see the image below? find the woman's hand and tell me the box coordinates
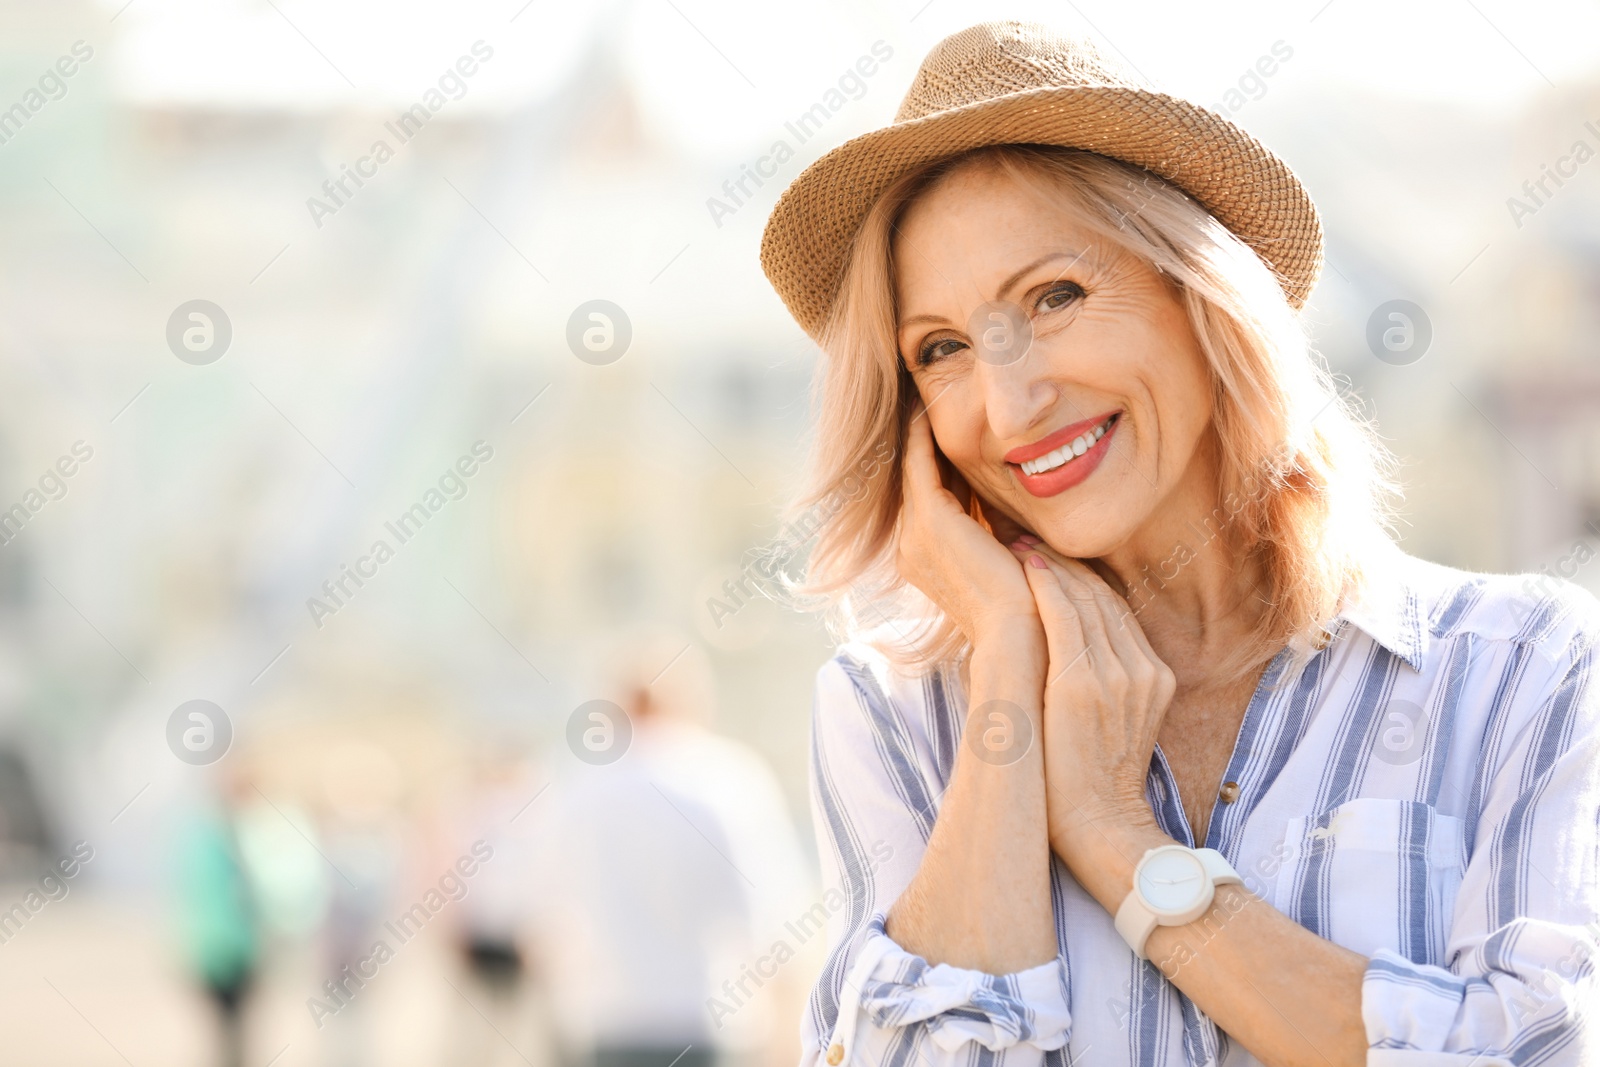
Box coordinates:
[898,403,1040,644]
[1008,541,1176,877]
[880,407,1059,974]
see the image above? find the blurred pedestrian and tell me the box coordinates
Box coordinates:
[174,764,262,1067]
[525,630,809,1067]
[447,739,551,1067]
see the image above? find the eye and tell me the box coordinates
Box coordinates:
[916,335,967,366]
[1038,280,1086,312]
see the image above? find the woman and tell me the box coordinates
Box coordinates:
[759,22,1600,1067]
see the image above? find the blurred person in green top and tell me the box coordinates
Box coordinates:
[175,763,262,1067]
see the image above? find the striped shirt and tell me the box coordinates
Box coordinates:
[802,548,1600,1067]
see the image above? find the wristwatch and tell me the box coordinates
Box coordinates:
[1114,844,1243,960]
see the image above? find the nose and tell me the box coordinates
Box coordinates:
[975,352,1057,444]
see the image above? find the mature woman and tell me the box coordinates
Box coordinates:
[758,22,1599,1067]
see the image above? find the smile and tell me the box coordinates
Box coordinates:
[1018,414,1116,475]
[1004,411,1121,498]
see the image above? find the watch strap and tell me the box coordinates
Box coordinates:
[1113,887,1160,962]
[1197,847,1244,888]
[1113,846,1243,961]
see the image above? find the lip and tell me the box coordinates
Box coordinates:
[1003,410,1121,465]
[1007,412,1121,498]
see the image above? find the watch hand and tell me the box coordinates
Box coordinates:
[1148,875,1199,885]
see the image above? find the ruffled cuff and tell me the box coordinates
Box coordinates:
[825,914,1072,1062]
[1362,949,1507,1066]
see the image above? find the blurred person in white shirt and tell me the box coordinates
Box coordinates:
[523,629,810,1067]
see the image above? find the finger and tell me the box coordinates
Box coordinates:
[1088,579,1149,670]
[1050,560,1109,664]
[1019,546,1152,658]
[901,404,945,505]
[1062,560,1165,668]
[1021,554,1085,670]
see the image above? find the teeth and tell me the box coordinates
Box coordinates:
[1019,417,1113,476]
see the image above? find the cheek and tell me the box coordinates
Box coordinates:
[925,387,993,475]
[1145,343,1214,463]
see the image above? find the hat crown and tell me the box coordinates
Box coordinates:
[894,21,1148,124]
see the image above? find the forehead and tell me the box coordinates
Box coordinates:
[892,162,1100,295]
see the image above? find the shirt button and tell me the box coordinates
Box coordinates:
[1219,781,1241,804]
[827,1045,845,1065]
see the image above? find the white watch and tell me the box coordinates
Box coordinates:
[1113,845,1243,960]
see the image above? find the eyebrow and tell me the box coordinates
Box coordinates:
[897,249,1088,331]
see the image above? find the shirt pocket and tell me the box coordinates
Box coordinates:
[1271,797,1467,966]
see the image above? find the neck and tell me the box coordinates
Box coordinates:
[1091,434,1268,680]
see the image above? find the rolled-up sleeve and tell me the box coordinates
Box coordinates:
[800,653,1072,1067]
[1363,630,1600,1065]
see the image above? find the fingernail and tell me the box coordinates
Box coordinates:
[1010,540,1029,552]
[1018,534,1040,545]
[1028,555,1048,569]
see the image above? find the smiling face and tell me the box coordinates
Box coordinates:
[893,157,1220,562]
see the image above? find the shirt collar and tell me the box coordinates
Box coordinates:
[1331,541,1428,672]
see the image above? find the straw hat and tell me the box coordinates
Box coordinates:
[759,21,1323,341]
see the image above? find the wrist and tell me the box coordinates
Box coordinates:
[1052,815,1172,913]
[971,613,1045,654]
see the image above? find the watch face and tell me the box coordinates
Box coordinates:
[1138,849,1209,915]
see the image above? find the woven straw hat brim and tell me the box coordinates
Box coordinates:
[760,84,1323,341]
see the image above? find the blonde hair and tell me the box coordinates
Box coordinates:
[780,144,1397,680]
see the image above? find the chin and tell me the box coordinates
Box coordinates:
[1013,490,1150,560]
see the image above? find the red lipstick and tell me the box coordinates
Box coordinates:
[1006,411,1121,498]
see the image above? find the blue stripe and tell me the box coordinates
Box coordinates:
[925,664,959,792]
[1465,642,1536,856]
[1398,800,1430,962]
[1210,645,1326,855]
[806,663,883,1040]
[1147,745,1190,846]
[1491,638,1593,928]
[1294,642,1401,936]
[838,654,939,840]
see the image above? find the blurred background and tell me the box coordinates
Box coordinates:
[0,0,1597,1064]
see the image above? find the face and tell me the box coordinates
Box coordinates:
[893,161,1218,561]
